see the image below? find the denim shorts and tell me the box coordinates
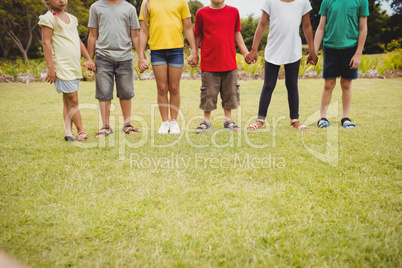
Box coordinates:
[150,48,184,68]
[323,46,358,80]
[95,53,134,101]
[54,78,79,94]
[199,70,240,112]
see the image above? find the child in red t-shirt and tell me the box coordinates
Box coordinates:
[192,0,249,133]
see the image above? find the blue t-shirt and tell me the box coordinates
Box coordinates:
[319,0,369,49]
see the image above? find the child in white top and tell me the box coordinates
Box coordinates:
[39,0,95,141]
[246,0,318,131]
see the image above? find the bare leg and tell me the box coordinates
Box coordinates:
[62,94,72,134]
[120,99,132,125]
[195,111,211,133]
[99,100,112,127]
[167,66,183,121]
[64,92,84,133]
[320,78,336,118]
[152,65,169,122]
[340,78,354,128]
[224,109,240,131]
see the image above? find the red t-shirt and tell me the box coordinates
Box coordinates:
[194,5,242,72]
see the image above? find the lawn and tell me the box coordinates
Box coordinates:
[0,78,401,267]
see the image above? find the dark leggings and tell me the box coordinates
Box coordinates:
[257,60,300,120]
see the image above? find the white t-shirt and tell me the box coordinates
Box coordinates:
[262,0,312,65]
[38,11,82,81]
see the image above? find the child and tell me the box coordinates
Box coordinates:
[193,0,249,133]
[314,0,369,129]
[87,0,141,137]
[246,0,318,131]
[39,0,95,141]
[138,0,198,134]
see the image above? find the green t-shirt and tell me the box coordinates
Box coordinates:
[319,0,369,49]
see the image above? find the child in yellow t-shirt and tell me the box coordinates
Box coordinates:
[138,0,199,134]
[39,0,95,141]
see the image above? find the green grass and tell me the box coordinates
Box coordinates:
[0,78,401,267]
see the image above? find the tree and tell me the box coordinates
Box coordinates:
[188,0,204,22]
[0,0,46,62]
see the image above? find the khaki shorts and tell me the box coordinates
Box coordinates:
[199,70,240,112]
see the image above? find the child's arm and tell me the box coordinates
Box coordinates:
[245,11,269,64]
[87,28,98,61]
[302,13,318,65]
[191,35,202,67]
[138,20,149,73]
[313,15,326,56]
[350,16,368,69]
[183,17,199,67]
[131,29,140,52]
[235,31,249,57]
[80,41,96,72]
[42,26,56,84]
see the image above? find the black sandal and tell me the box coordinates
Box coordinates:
[95,125,113,138]
[341,117,356,129]
[195,121,211,133]
[122,123,140,135]
[223,120,240,131]
[317,118,330,128]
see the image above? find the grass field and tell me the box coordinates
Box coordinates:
[0,78,401,267]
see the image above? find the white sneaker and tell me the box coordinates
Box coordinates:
[158,121,170,134]
[169,120,181,134]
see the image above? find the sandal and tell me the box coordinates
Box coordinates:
[76,131,88,141]
[64,132,75,142]
[291,120,309,131]
[122,123,140,135]
[247,119,265,130]
[224,120,240,131]
[95,125,113,138]
[317,117,330,128]
[195,121,211,133]
[341,117,356,129]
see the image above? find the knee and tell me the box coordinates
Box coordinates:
[65,93,79,106]
[169,85,180,96]
[157,85,169,96]
[340,79,352,90]
[324,80,336,91]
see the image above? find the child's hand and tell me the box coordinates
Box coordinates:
[244,52,256,64]
[187,53,199,68]
[245,50,258,64]
[349,53,361,69]
[138,58,149,73]
[306,52,318,66]
[84,59,96,72]
[46,67,56,84]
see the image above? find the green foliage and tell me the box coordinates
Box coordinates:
[1,62,20,78]
[188,0,203,23]
[314,60,323,76]
[240,15,268,53]
[359,55,374,74]
[386,37,402,51]
[29,59,45,78]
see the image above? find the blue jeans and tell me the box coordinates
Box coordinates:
[150,48,184,68]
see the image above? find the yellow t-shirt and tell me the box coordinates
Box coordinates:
[139,0,191,50]
[38,11,82,81]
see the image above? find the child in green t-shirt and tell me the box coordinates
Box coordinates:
[314,0,369,129]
